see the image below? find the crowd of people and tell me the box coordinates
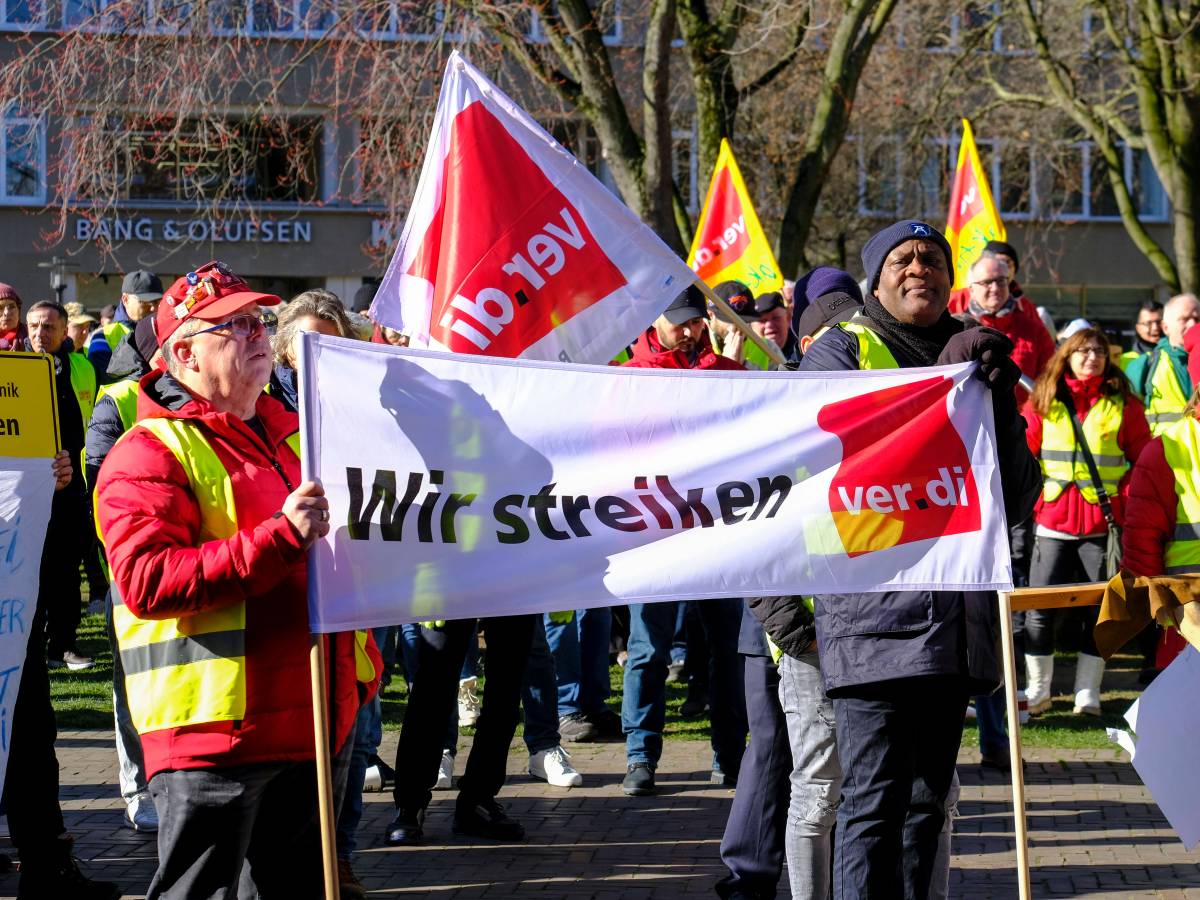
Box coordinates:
[1,219,1197,899]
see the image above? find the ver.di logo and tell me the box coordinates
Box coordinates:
[817,375,980,557]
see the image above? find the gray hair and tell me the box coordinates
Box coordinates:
[273,289,353,367]
[969,253,1010,280]
[162,316,206,378]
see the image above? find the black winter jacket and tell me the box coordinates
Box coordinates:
[84,331,152,493]
[797,323,1041,695]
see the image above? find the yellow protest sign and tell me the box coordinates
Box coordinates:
[0,352,61,458]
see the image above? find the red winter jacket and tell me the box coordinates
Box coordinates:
[1185,325,1200,389]
[948,292,1055,406]
[1121,436,1177,576]
[1021,375,1152,535]
[621,326,746,371]
[96,373,378,779]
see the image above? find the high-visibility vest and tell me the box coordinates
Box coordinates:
[96,379,140,431]
[105,418,375,734]
[1161,416,1200,575]
[102,320,131,352]
[1118,350,1143,373]
[837,318,900,369]
[1038,395,1127,504]
[67,352,96,425]
[1143,347,1190,435]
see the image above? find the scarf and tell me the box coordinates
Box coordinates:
[863,293,963,367]
[967,295,1016,320]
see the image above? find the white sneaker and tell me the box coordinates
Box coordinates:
[458,677,481,727]
[529,746,583,787]
[434,750,454,790]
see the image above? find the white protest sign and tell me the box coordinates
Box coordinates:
[0,458,55,795]
[370,50,697,365]
[300,335,1013,632]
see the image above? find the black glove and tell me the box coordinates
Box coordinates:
[937,326,1020,421]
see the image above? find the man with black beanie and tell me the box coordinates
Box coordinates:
[800,220,1040,898]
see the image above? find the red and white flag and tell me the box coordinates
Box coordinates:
[371,50,696,364]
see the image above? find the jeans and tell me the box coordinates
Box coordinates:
[393,616,535,814]
[521,615,561,754]
[546,607,612,718]
[623,600,747,773]
[105,588,150,809]
[717,655,789,899]
[1027,535,1107,656]
[974,690,1008,756]
[336,628,388,859]
[670,602,689,665]
[832,676,969,900]
[779,652,842,900]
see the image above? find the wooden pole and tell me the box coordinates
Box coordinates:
[310,634,339,900]
[694,281,789,367]
[999,589,1033,900]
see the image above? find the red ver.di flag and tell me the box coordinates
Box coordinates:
[371,50,698,364]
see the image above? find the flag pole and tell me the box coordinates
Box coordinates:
[695,281,788,367]
[298,333,340,900]
[998,589,1032,900]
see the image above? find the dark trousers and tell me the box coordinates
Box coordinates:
[717,655,789,900]
[393,615,535,814]
[1,604,66,861]
[832,676,969,900]
[42,478,87,657]
[1026,535,1107,656]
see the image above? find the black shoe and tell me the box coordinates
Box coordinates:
[384,808,425,846]
[17,855,120,900]
[980,746,1013,774]
[585,707,624,740]
[679,689,709,718]
[452,797,525,841]
[622,762,656,796]
[558,712,599,743]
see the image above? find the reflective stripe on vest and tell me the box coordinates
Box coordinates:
[1039,395,1127,505]
[1144,348,1190,435]
[67,352,96,425]
[838,320,900,370]
[96,379,140,431]
[103,320,130,352]
[108,417,249,734]
[1161,417,1200,575]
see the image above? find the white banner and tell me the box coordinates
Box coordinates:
[370,50,697,365]
[0,458,55,796]
[301,335,1013,632]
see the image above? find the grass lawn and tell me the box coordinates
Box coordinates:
[54,612,1144,750]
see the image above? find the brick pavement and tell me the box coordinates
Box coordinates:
[2,732,1199,898]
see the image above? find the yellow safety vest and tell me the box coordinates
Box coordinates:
[96,379,140,431]
[67,352,96,426]
[1144,348,1190,435]
[1039,395,1127,504]
[838,319,900,369]
[103,320,131,352]
[1161,417,1200,576]
[1118,350,1142,373]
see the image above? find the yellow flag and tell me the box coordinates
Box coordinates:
[687,139,784,297]
[945,119,1006,290]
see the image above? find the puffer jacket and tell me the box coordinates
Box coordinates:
[96,372,378,779]
[622,326,746,371]
[1021,375,1151,535]
[798,321,1041,695]
[948,292,1055,405]
[85,330,155,492]
[1121,435,1177,577]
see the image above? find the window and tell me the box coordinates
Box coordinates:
[210,0,333,35]
[2,0,46,28]
[915,139,952,216]
[2,110,45,203]
[1132,147,1167,219]
[531,0,621,45]
[102,117,321,203]
[857,137,901,216]
[357,1,443,38]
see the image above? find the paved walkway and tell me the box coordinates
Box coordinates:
[2,733,1199,898]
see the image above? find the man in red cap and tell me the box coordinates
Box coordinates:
[96,261,379,897]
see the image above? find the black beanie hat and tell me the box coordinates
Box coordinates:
[983,239,1019,274]
[860,220,953,290]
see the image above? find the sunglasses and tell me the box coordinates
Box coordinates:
[191,313,267,339]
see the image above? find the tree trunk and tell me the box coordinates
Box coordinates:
[643,0,683,254]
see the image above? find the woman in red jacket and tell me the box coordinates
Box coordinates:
[1022,326,1151,715]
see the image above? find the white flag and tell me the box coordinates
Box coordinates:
[370,50,696,364]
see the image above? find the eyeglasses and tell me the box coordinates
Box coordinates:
[971,277,1008,289]
[1071,346,1106,358]
[190,313,266,340]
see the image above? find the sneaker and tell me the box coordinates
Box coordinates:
[384,808,425,846]
[558,712,599,743]
[122,796,158,833]
[622,762,656,796]
[17,850,120,900]
[60,650,94,671]
[458,676,481,727]
[710,768,737,787]
[453,797,525,841]
[434,750,454,790]
[337,858,366,900]
[665,660,686,683]
[585,707,624,740]
[363,753,397,793]
[529,746,583,787]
